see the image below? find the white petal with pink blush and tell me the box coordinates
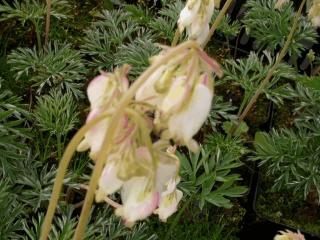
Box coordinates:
[116,177,160,226]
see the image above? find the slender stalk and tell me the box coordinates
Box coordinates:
[45,0,52,48]
[73,41,198,240]
[202,0,234,48]
[40,113,111,240]
[171,29,181,47]
[235,0,306,128]
[33,20,42,50]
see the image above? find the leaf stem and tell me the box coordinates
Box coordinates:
[40,113,111,240]
[202,0,234,48]
[45,0,52,48]
[233,0,306,132]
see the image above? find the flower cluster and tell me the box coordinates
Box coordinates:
[136,46,222,152]
[78,43,222,226]
[274,230,305,240]
[178,0,215,45]
[308,0,320,27]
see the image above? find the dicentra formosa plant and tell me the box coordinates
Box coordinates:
[40,0,224,237]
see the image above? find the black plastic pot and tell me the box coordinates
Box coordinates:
[218,1,320,238]
[238,163,320,240]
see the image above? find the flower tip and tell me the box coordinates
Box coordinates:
[187,139,200,153]
[77,140,89,152]
[197,49,223,78]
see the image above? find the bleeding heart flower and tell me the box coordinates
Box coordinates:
[274,230,305,240]
[178,0,215,44]
[308,0,320,27]
[115,176,160,227]
[166,74,213,152]
[96,161,124,202]
[154,178,183,222]
[77,66,130,159]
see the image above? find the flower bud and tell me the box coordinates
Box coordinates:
[178,0,215,44]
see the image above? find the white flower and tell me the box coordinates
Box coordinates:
[156,159,179,192]
[96,161,124,202]
[309,0,320,27]
[178,0,201,33]
[135,46,221,152]
[115,177,160,227]
[178,0,215,44]
[135,66,166,106]
[165,74,213,151]
[154,178,183,222]
[77,67,129,159]
[274,230,305,240]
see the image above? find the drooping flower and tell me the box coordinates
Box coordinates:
[77,66,129,159]
[135,46,222,152]
[95,160,124,202]
[308,0,320,27]
[154,178,183,222]
[274,230,305,240]
[115,176,160,227]
[165,74,213,151]
[178,0,215,44]
[94,139,181,226]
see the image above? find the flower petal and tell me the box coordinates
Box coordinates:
[178,0,201,32]
[116,177,159,226]
[168,83,213,146]
[160,76,188,114]
[135,66,166,106]
[98,162,123,195]
[154,189,183,222]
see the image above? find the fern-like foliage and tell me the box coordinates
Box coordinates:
[0,181,24,239]
[16,164,58,211]
[0,81,29,180]
[124,4,153,26]
[81,10,139,70]
[8,42,87,98]
[209,96,237,130]
[205,132,249,160]
[211,10,241,39]
[179,146,247,209]
[254,126,320,200]
[221,51,296,113]
[22,207,158,240]
[149,1,184,42]
[33,90,79,137]
[115,33,160,77]
[243,0,317,56]
[288,83,320,125]
[0,0,70,24]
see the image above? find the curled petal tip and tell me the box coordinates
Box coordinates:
[197,49,223,78]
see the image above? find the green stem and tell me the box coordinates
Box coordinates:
[202,0,234,48]
[45,0,52,48]
[164,195,194,240]
[73,41,198,240]
[40,112,111,240]
[33,20,42,50]
[234,0,307,133]
[172,29,181,47]
[57,134,62,159]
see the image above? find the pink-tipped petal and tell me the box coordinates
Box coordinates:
[197,50,223,78]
